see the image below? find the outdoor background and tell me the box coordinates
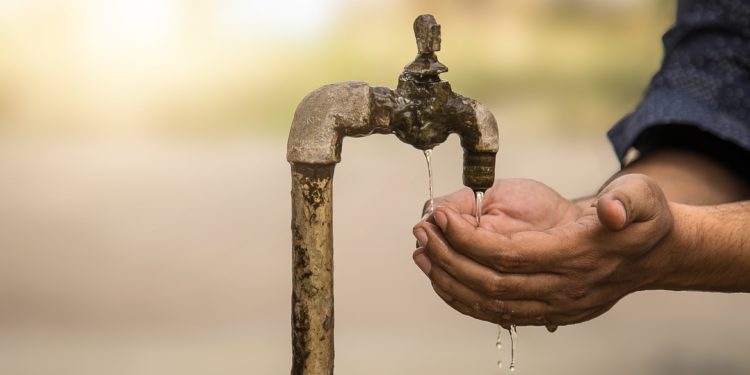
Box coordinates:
[1,1,749,374]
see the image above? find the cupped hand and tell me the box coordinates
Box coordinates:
[421,178,583,234]
[412,174,674,328]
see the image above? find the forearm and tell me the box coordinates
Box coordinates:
[576,148,748,210]
[617,148,750,204]
[643,201,750,293]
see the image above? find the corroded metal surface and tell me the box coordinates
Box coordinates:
[287,82,381,165]
[285,14,499,191]
[291,163,335,375]
[287,14,501,374]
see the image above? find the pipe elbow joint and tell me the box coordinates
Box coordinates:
[287,82,386,165]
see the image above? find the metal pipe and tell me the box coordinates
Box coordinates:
[287,14,499,374]
[290,163,335,374]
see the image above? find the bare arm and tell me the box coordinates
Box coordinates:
[644,201,750,293]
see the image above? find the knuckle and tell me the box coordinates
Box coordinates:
[636,174,659,192]
[565,287,588,302]
[546,282,588,308]
[490,299,512,316]
[489,300,508,318]
[494,251,525,272]
[434,250,456,275]
[485,275,509,297]
[431,270,450,290]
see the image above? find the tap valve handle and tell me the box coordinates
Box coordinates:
[403,14,448,78]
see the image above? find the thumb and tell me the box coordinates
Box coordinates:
[595,174,666,231]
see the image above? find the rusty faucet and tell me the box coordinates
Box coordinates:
[286,14,499,374]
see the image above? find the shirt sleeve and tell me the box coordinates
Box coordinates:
[607,0,750,178]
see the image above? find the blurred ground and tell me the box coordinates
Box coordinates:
[0,133,749,375]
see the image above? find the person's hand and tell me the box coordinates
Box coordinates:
[412,174,674,327]
[419,178,583,234]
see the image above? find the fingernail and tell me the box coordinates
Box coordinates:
[434,210,447,230]
[413,228,428,247]
[614,199,626,220]
[413,252,431,275]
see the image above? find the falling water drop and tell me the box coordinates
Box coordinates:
[423,149,434,216]
[495,324,503,349]
[495,324,503,370]
[509,325,518,372]
[475,190,484,225]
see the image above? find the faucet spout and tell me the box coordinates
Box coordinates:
[286,14,499,374]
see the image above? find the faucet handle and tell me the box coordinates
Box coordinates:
[403,14,448,78]
[414,14,441,54]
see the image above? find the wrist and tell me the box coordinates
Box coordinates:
[637,202,750,292]
[636,202,695,291]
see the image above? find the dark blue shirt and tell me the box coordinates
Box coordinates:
[608,0,750,179]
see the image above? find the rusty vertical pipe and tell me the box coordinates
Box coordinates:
[290,163,335,375]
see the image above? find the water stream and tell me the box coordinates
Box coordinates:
[423,154,518,372]
[423,149,434,216]
[474,190,484,224]
[495,324,518,371]
[477,190,518,372]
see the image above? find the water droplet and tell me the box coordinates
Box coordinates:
[509,325,518,371]
[497,360,503,369]
[496,324,503,348]
[546,325,558,333]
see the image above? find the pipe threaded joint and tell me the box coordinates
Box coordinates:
[463,152,496,192]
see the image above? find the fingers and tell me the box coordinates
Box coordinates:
[431,264,616,326]
[596,174,667,231]
[417,221,560,299]
[413,229,622,326]
[426,207,567,273]
[429,262,553,325]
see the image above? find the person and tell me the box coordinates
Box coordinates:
[411,0,750,329]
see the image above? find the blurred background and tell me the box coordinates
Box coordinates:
[1,0,749,374]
